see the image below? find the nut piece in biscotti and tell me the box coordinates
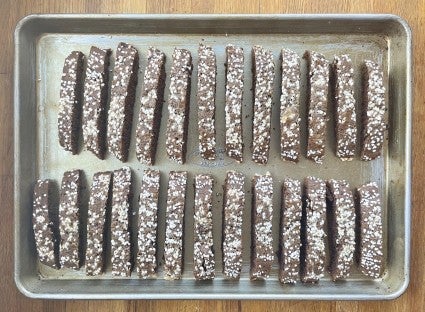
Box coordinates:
[222,171,245,279]
[326,179,355,281]
[279,178,302,284]
[300,176,326,283]
[107,42,139,162]
[33,179,60,269]
[355,182,383,278]
[58,170,83,269]
[165,49,192,164]
[58,51,85,154]
[332,55,357,161]
[251,172,274,279]
[361,60,386,161]
[225,45,244,163]
[85,171,112,276]
[82,46,111,159]
[136,48,166,165]
[280,49,301,162]
[136,169,161,278]
[110,166,133,277]
[193,174,215,280]
[252,45,275,165]
[197,44,217,160]
[304,51,329,164]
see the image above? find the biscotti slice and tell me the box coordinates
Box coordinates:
[361,60,386,161]
[326,179,355,281]
[252,46,275,164]
[197,44,217,160]
[82,46,111,159]
[304,51,329,164]
[58,51,85,154]
[193,174,215,280]
[111,166,133,277]
[136,169,161,278]
[58,170,83,269]
[332,55,357,160]
[225,45,244,163]
[222,171,245,279]
[251,172,274,279]
[165,49,192,164]
[33,179,60,269]
[279,178,302,284]
[280,49,301,162]
[301,176,326,283]
[164,171,188,280]
[85,171,112,276]
[135,48,166,165]
[356,182,383,278]
[107,42,139,162]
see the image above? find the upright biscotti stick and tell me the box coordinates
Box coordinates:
[32,179,59,269]
[225,45,244,163]
[59,170,83,269]
[136,169,161,278]
[304,51,329,164]
[164,171,188,280]
[58,51,85,154]
[251,172,274,279]
[82,46,111,159]
[111,167,133,277]
[279,178,302,284]
[85,171,112,276]
[326,179,355,281]
[193,174,215,280]
[332,55,357,160]
[222,171,245,279]
[252,46,275,164]
[108,42,139,162]
[165,49,192,164]
[280,49,301,162]
[361,60,386,161]
[136,48,166,165]
[356,182,383,278]
[301,176,326,283]
[197,44,217,160]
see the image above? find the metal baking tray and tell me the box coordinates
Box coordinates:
[14,14,412,300]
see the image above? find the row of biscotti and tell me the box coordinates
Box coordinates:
[32,169,383,281]
[58,43,386,165]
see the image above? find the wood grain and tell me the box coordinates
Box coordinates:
[1,0,423,311]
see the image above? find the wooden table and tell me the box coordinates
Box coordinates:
[1,0,423,311]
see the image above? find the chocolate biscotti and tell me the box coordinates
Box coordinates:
[326,179,356,281]
[361,60,386,161]
[33,179,60,269]
[136,169,161,278]
[164,171,188,280]
[58,170,83,269]
[304,51,329,164]
[225,45,244,163]
[197,44,217,160]
[135,47,166,165]
[85,171,113,276]
[251,172,274,279]
[82,46,111,159]
[301,176,326,283]
[110,166,133,277]
[165,49,192,164]
[280,49,301,162]
[356,182,383,278]
[107,42,139,162]
[58,51,85,154]
[252,46,275,164]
